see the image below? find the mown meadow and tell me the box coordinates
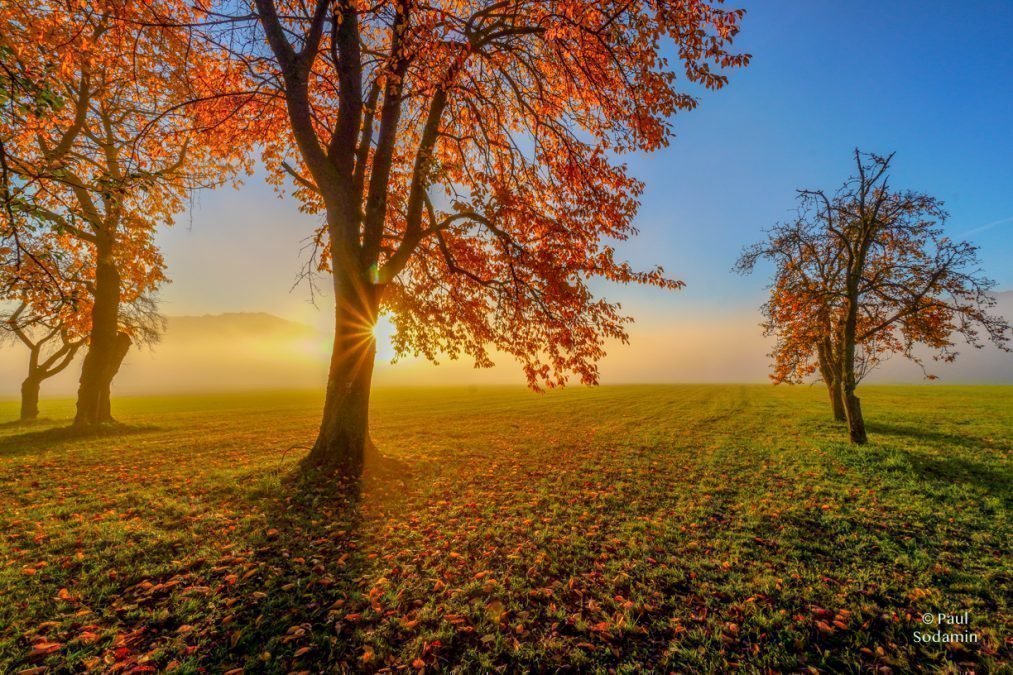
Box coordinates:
[0,385,1009,672]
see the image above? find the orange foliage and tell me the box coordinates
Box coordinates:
[738,152,1010,388]
[237,0,750,388]
[1,0,251,343]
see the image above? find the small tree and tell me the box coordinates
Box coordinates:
[3,302,84,421]
[1,228,163,422]
[737,151,1010,444]
[1,226,88,420]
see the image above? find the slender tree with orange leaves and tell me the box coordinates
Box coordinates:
[214,0,750,476]
[0,229,88,421]
[1,0,245,425]
[4,306,84,421]
[737,151,1010,444]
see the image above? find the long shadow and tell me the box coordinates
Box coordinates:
[0,418,48,430]
[864,422,1011,495]
[0,423,161,458]
[866,421,999,450]
[896,450,1010,496]
[2,435,414,671]
[287,442,418,509]
[184,445,419,670]
[224,471,368,669]
[59,467,371,672]
[215,440,429,669]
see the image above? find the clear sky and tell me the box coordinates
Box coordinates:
[148,0,1013,383]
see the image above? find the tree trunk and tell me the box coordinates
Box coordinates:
[841,300,868,444]
[302,273,380,477]
[842,384,867,444]
[825,380,846,422]
[98,332,132,421]
[817,340,846,422]
[75,241,126,426]
[20,376,41,421]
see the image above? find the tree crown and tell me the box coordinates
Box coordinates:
[737,151,1010,384]
[223,0,749,387]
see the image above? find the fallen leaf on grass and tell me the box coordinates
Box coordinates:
[29,641,63,658]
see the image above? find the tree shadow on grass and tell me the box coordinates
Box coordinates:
[4,439,419,672]
[45,467,374,673]
[896,450,1010,496]
[182,445,420,671]
[286,441,418,508]
[865,422,1011,495]
[867,421,997,450]
[0,418,50,430]
[363,445,416,493]
[219,472,369,671]
[0,423,161,458]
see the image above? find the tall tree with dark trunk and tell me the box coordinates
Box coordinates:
[1,0,244,426]
[737,151,1010,444]
[225,0,750,476]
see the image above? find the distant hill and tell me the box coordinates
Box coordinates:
[164,313,318,341]
[114,312,331,394]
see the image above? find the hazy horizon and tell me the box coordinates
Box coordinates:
[3,292,1011,397]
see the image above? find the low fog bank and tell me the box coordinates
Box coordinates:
[1,294,1011,397]
[615,291,1013,385]
[0,313,329,397]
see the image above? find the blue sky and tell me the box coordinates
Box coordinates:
[614,0,1013,312]
[158,0,1013,330]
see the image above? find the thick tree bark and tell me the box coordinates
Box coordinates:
[75,240,128,426]
[20,376,41,421]
[302,272,380,477]
[97,332,131,422]
[76,330,130,426]
[825,379,846,422]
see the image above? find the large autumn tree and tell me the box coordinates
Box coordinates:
[737,151,1010,444]
[1,0,246,425]
[218,0,749,476]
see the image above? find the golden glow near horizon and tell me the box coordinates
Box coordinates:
[1,304,1010,397]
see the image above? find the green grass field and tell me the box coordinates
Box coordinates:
[0,385,1009,673]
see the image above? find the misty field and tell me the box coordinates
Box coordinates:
[0,385,1009,672]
